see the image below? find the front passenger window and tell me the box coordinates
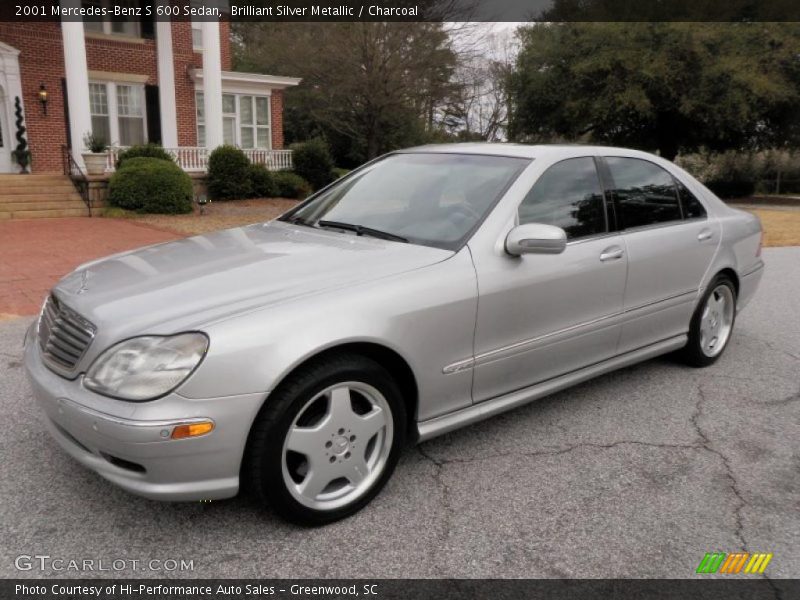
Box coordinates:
[518,157,607,240]
[605,157,681,229]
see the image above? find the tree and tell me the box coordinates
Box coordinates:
[234,22,462,166]
[506,23,800,160]
[11,96,31,173]
[440,26,517,141]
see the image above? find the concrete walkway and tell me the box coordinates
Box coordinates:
[0,218,179,317]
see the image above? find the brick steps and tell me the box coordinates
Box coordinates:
[0,174,89,219]
[0,193,87,203]
[0,186,80,195]
[0,207,90,219]
[0,199,89,211]
[0,174,73,183]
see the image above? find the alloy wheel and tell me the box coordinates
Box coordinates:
[281,381,393,511]
[699,284,735,357]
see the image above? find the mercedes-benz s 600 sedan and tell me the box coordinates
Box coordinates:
[25,144,763,524]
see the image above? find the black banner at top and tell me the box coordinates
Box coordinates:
[5,0,800,22]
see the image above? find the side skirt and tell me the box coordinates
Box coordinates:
[416,334,687,442]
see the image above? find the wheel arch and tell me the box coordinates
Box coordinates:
[257,340,419,437]
[716,267,740,296]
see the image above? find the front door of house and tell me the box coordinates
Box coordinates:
[0,86,11,173]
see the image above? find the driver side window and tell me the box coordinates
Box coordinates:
[518,157,607,240]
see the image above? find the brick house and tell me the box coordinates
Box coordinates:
[0,4,300,176]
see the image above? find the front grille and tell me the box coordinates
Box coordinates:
[38,294,96,373]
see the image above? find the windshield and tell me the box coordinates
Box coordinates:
[281,152,531,250]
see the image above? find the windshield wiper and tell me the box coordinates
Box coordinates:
[283,215,315,228]
[317,220,408,243]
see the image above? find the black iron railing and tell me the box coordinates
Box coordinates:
[62,145,92,217]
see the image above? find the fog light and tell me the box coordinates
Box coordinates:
[171,421,214,439]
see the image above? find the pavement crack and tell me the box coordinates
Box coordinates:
[417,439,703,467]
[416,445,454,569]
[763,389,800,407]
[738,332,800,363]
[692,384,748,551]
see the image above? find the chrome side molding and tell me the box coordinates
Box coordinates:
[420,334,687,442]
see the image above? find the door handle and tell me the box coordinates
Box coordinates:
[698,229,713,242]
[599,246,624,262]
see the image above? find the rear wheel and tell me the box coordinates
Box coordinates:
[244,354,406,525]
[679,275,737,367]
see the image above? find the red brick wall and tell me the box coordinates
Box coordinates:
[271,90,284,150]
[0,23,68,173]
[172,21,199,146]
[220,20,232,71]
[85,36,157,84]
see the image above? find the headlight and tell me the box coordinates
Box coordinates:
[84,333,209,401]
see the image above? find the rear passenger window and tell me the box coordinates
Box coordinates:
[605,157,681,229]
[518,157,606,240]
[677,180,707,219]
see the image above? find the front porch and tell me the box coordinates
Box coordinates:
[103,146,294,173]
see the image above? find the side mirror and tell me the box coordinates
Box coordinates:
[505,223,567,256]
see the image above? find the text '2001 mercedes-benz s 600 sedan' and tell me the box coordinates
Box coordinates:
[24,144,764,524]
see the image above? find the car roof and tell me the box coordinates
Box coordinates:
[401,142,663,162]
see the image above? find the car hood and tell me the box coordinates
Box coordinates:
[53,221,452,336]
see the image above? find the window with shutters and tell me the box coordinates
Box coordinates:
[89,81,147,147]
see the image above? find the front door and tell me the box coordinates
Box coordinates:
[0,86,11,173]
[470,157,628,403]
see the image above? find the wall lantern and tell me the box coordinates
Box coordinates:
[38,83,48,115]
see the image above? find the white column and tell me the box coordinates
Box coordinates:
[155,12,178,148]
[60,0,92,169]
[201,20,223,150]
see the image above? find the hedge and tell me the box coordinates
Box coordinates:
[676,149,800,198]
[207,145,252,200]
[108,157,193,214]
[290,139,335,191]
[273,171,312,199]
[115,144,175,169]
[248,163,277,198]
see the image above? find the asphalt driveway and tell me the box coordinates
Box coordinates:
[1,247,797,580]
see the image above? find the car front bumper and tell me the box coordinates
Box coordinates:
[23,323,266,501]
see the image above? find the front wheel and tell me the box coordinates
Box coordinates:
[679,275,737,367]
[244,354,406,525]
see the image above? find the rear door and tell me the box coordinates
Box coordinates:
[601,156,720,353]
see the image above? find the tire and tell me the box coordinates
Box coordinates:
[679,274,737,367]
[243,353,406,525]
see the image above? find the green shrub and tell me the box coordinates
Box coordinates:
[333,167,351,180]
[207,145,252,200]
[108,157,193,214]
[272,171,312,199]
[248,163,277,198]
[676,149,800,198]
[116,144,175,169]
[290,139,335,191]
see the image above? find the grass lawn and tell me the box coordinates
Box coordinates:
[745,208,800,247]
[102,198,299,236]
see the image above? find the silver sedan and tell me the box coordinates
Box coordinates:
[24,144,764,524]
